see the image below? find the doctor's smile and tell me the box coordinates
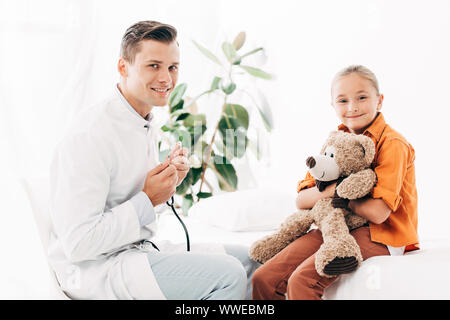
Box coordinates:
[150,86,172,96]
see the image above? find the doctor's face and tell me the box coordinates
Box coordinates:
[119,39,180,108]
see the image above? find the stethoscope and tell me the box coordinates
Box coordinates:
[166,196,190,251]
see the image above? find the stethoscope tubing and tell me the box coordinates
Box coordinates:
[166,196,190,252]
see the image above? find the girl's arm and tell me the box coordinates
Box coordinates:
[296,182,391,225]
[348,198,391,224]
[296,183,336,209]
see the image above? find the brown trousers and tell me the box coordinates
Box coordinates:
[252,226,390,300]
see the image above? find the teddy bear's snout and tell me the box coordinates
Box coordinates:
[306,156,316,169]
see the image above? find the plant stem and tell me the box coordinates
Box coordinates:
[198,117,220,193]
[199,61,235,194]
[199,95,228,193]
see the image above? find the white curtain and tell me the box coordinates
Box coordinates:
[1,0,450,298]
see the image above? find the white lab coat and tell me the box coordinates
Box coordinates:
[48,90,223,300]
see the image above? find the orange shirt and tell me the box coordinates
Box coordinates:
[297,112,419,252]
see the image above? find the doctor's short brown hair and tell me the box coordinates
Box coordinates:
[120,20,178,64]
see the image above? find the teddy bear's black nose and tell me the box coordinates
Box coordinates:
[306,156,316,169]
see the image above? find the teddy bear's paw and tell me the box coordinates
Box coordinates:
[314,237,363,277]
[249,235,287,264]
[345,213,368,230]
[323,256,358,276]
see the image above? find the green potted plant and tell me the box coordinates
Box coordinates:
[159,31,274,215]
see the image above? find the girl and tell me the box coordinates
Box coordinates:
[252,65,419,300]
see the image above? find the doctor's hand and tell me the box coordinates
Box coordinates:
[142,159,178,206]
[169,142,190,186]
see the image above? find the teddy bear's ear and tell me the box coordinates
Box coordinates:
[326,131,340,145]
[320,131,339,153]
[357,135,376,166]
[328,131,340,140]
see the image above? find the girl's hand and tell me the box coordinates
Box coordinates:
[296,182,338,210]
[324,182,337,198]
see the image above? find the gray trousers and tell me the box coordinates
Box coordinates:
[147,244,261,300]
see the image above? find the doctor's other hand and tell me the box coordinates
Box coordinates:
[142,160,178,206]
[169,142,190,186]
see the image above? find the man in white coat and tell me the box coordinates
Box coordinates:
[48,21,259,300]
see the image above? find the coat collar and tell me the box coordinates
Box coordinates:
[338,112,386,142]
[114,84,153,130]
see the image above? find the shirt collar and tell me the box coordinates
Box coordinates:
[115,84,153,129]
[338,112,386,142]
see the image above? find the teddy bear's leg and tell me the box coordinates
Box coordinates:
[249,209,314,264]
[345,213,368,230]
[314,207,363,278]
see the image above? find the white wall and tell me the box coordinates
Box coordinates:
[217,0,450,240]
[1,0,449,298]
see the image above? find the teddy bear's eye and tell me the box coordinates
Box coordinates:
[330,153,334,158]
[324,152,327,156]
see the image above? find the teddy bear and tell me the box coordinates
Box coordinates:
[249,131,377,277]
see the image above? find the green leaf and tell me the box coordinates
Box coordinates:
[197,192,213,199]
[218,111,248,158]
[192,40,223,66]
[256,106,273,132]
[182,194,194,216]
[232,32,246,51]
[235,133,248,158]
[169,83,187,108]
[171,99,184,113]
[214,136,234,161]
[161,125,171,132]
[175,113,190,121]
[240,47,263,59]
[183,114,206,128]
[221,82,236,95]
[191,167,203,185]
[222,42,238,64]
[232,57,242,65]
[221,128,248,158]
[239,65,273,80]
[187,124,207,147]
[224,104,249,129]
[255,91,274,131]
[210,77,222,91]
[218,115,241,132]
[214,156,238,190]
[222,41,241,65]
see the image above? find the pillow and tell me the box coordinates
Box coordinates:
[188,186,297,231]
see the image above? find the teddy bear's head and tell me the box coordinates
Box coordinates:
[306,131,375,182]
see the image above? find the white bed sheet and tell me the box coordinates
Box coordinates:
[154,211,450,300]
[153,211,274,248]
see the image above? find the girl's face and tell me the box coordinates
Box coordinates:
[331,73,384,134]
